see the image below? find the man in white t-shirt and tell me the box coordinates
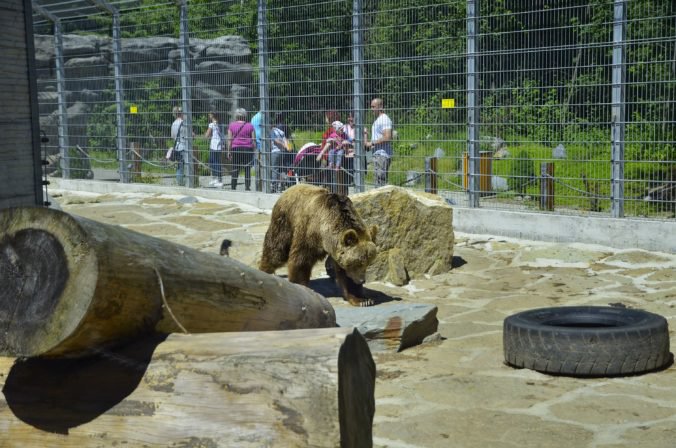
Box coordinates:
[365,97,393,186]
[170,106,189,186]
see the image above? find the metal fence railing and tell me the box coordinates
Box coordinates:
[33,0,675,219]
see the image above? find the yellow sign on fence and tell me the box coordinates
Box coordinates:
[441,98,455,109]
[130,105,138,114]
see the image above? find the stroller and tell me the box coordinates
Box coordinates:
[290,143,330,186]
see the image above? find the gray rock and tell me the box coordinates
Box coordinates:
[553,143,567,159]
[423,332,443,343]
[65,56,110,91]
[386,248,408,286]
[492,175,509,191]
[351,186,454,283]
[203,35,252,59]
[479,135,505,152]
[493,148,510,159]
[122,36,178,64]
[405,171,420,186]
[492,136,506,151]
[335,302,439,352]
[179,196,199,204]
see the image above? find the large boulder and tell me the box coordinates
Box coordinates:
[351,186,454,285]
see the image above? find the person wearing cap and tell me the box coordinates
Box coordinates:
[365,97,393,186]
[226,108,256,191]
[170,105,189,186]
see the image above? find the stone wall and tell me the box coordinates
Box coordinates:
[34,33,254,152]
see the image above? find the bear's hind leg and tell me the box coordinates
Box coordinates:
[258,212,293,273]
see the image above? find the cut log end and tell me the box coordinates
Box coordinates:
[0,208,100,358]
[0,229,69,354]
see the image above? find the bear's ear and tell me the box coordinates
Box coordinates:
[341,229,359,247]
[369,225,378,243]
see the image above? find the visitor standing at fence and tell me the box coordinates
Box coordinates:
[204,111,224,188]
[169,106,189,186]
[365,98,393,186]
[250,110,263,191]
[270,119,290,193]
[226,108,256,191]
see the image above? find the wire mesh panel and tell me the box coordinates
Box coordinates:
[362,1,468,198]
[477,1,616,214]
[624,1,675,217]
[264,0,355,192]
[30,0,674,220]
[116,1,181,185]
[34,10,113,180]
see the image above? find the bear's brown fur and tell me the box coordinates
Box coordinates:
[259,184,378,306]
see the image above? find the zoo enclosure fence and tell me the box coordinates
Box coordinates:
[32,0,675,219]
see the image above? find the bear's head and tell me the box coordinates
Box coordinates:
[333,225,378,285]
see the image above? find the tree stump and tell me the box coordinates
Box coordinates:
[0,327,375,447]
[0,207,336,358]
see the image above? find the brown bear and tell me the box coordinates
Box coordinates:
[259,184,378,307]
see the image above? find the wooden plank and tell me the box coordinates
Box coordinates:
[0,328,375,448]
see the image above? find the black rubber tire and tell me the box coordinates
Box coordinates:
[503,306,672,377]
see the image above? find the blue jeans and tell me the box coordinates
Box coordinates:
[328,148,344,168]
[175,150,190,186]
[209,150,223,180]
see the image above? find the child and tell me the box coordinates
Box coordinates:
[317,120,346,170]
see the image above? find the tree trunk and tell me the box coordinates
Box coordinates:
[0,207,336,358]
[0,327,375,448]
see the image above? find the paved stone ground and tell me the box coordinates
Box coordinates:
[51,189,676,448]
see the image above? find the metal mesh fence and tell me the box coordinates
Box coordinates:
[32,0,675,219]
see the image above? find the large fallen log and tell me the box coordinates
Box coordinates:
[0,207,336,358]
[0,327,375,447]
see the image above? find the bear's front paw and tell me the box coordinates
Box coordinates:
[346,295,375,307]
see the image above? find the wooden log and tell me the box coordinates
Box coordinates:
[0,327,375,447]
[0,207,336,358]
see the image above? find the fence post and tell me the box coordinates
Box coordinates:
[111,9,127,183]
[540,162,554,211]
[466,0,480,207]
[257,0,271,194]
[425,157,437,194]
[177,0,194,188]
[610,0,626,218]
[90,0,128,183]
[352,0,365,193]
[336,169,349,196]
[33,4,70,180]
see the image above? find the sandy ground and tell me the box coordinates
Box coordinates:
[51,189,676,448]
